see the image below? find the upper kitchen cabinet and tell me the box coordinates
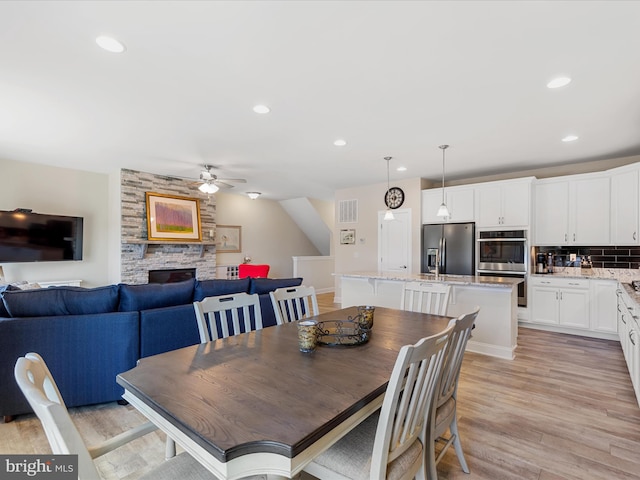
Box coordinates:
[475,178,533,228]
[422,186,474,224]
[534,173,611,245]
[610,164,639,245]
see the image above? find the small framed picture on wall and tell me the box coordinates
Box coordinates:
[215,225,242,253]
[340,229,355,245]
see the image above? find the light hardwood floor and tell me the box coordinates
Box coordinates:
[2,293,639,479]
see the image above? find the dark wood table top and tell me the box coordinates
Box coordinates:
[116,306,450,463]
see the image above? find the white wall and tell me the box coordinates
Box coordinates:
[0,158,111,287]
[333,177,423,288]
[215,192,322,278]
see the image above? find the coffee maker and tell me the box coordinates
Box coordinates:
[536,253,547,274]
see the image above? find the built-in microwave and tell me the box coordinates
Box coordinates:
[476,230,528,307]
[476,230,527,273]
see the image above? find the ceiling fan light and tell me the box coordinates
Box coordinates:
[199,182,219,194]
[95,35,126,53]
[247,192,261,200]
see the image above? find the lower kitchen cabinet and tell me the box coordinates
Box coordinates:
[590,279,618,333]
[617,287,640,406]
[530,277,590,329]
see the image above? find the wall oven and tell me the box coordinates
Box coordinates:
[476,230,527,307]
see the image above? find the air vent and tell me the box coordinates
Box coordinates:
[339,199,358,223]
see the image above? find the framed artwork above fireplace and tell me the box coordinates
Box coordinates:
[145,192,202,241]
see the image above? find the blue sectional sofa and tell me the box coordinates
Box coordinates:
[0,276,302,420]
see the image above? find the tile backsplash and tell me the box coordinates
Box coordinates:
[536,245,640,269]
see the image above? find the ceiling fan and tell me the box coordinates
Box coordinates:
[195,164,246,194]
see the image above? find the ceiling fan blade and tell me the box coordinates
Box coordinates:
[213,180,236,189]
[217,178,247,183]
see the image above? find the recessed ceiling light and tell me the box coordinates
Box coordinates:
[95,35,126,53]
[562,135,579,142]
[397,166,407,172]
[333,139,347,147]
[247,192,261,200]
[547,76,571,89]
[253,105,270,114]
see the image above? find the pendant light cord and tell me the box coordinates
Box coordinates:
[439,145,448,203]
[384,156,392,195]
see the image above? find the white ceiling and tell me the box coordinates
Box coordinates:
[1,1,640,201]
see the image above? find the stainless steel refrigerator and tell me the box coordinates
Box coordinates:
[422,222,475,275]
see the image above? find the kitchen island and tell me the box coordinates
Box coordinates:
[337,271,523,360]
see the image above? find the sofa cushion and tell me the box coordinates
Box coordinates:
[119,279,195,312]
[139,304,201,358]
[249,277,303,295]
[193,278,251,302]
[2,285,120,317]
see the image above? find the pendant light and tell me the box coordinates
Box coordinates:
[384,156,395,221]
[436,145,450,218]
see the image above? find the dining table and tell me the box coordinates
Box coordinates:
[116,306,452,480]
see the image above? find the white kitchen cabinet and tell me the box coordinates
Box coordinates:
[475,178,532,228]
[422,187,474,224]
[530,277,590,329]
[617,286,640,406]
[611,165,639,245]
[534,174,610,245]
[590,280,618,334]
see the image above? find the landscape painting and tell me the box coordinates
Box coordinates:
[146,192,202,241]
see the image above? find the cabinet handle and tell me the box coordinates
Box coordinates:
[634,232,637,241]
[573,233,576,242]
[618,304,622,312]
[556,292,559,300]
[568,282,580,286]
[560,292,563,300]
[630,331,636,346]
[564,234,567,242]
[622,314,627,325]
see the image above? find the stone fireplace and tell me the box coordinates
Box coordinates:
[120,169,217,284]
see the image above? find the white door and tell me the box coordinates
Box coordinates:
[378,209,411,273]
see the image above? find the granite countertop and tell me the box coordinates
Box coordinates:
[531,267,640,283]
[336,271,523,288]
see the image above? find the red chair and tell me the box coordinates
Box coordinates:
[238,264,270,278]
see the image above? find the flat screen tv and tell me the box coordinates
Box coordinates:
[0,210,83,263]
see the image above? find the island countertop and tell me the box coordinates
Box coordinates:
[336,271,523,288]
[337,271,520,360]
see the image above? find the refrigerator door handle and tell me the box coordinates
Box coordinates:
[441,237,446,271]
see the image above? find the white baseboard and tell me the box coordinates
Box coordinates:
[467,340,515,360]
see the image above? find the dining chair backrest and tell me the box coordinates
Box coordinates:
[424,307,479,479]
[194,292,263,342]
[14,353,103,479]
[369,320,455,479]
[269,285,319,325]
[436,307,479,408]
[400,281,452,316]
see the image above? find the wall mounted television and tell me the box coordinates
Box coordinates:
[0,210,83,263]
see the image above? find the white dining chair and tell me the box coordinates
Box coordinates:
[401,282,452,316]
[193,292,263,343]
[269,285,319,324]
[303,320,455,480]
[424,307,479,480]
[13,352,220,480]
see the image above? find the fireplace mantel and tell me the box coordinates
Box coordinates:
[123,240,216,259]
